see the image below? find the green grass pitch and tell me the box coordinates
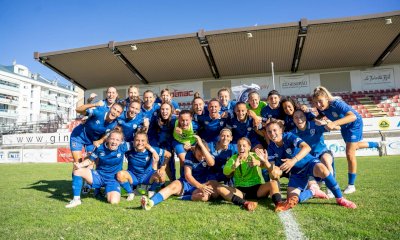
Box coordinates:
[0,156,399,239]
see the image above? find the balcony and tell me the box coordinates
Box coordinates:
[0,109,18,119]
[40,104,57,113]
[0,84,20,96]
[0,96,19,106]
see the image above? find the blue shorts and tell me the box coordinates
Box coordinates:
[173,140,195,155]
[128,169,156,186]
[341,123,363,143]
[288,159,320,191]
[91,170,121,194]
[179,178,197,195]
[70,125,95,152]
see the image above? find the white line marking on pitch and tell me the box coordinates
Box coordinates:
[278,210,306,240]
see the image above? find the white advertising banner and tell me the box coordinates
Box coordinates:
[385,137,400,156]
[231,77,274,99]
[159,82,203,104]
[362,117,400,131]
[2,132,70,146]
[0,149,22,163]
[361,68,395,90]
[22,149,57,163]
[279,75,310,96]
[325,138,381,158]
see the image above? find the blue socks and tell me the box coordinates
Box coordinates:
[299,189,313,203]
[120,181,133,194]
[151,193,164,206]
[348,173,357,185]
[72,174,83,197]
[368,142,379,148]
[324,173,342,198]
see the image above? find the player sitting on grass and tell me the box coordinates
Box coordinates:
[117,131,171,201]
[264,119,357,212]
[214,137,282,212]
[140,135,217,210]
[66,130,130,208]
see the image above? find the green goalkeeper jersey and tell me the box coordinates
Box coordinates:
[223,152,263,187]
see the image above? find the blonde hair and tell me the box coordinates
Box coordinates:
[219,128,232,136]
[312,86,334,101]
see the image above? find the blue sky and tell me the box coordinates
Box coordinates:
[1,0,399,85]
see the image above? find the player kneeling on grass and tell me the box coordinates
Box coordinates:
[214,137,282,212]
[66,130,130,208]
[264,119,356,212]
[141,135,218,210]
[117,131,171,201]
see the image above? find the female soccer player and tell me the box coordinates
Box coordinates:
[191,94,208,121]
[66,130,130,208]
[70,101,123,163]
[123,85,140,111]
[148,102,177,180]
[196,99,227,143]
[214,137,282,211]
[172,110,199,167]
[246,91,267,116]
[264,119,357,211]
[218,88,236,115]
[117,99,148,142]
[292,109,339,198]
[226,102,263,150]
[281,97,315,132]
[312,86,383,194]
[207,128,237,183]
[158,88,180,114]
[140,135,217,210]
[117,132,171,201]
[141,90,160,119]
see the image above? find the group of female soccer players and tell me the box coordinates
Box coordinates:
[66,84,383,211]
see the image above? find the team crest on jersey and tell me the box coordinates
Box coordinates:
[202,161,207,167]
[286,148,292,155]
[232,125,237,128]
[294,137,301,145]
[96,120,100,124]
[205,121,209,125]
[72,142,77,147]
[133,124,137,129]
[117,153,121,158]
[268,115,272,118]
[146,156,150,161]
[220,121,224,126]
[351,135,356,140]
[153,112,157,116]
[310,129,315,136]
[247,127,252,131]
[100,152,105,157]
[332,112,338,118]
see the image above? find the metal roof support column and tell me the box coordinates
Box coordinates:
[374,32,400,66]
[108,41,149,84]
[198,29,220,79]
[291,18,308,73]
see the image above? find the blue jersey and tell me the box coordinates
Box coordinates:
[117,112,145,142]
[183,151,211,184]
[148,115,177,150]
[284,111,316,132]
[220,100,236,115]
[208,142,237,173]
[261,105,283,121]
[317,99,362,131]
[267,132,314,173]
[126,147,164,180]
[197,115,227,143]
[89,142,130,181]
[78,108,118,143]
[141,103,160,119]
[155,98,180,111]
[226,116,258,143]
[291,121,328,158]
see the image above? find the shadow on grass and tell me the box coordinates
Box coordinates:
[23,180,73,203]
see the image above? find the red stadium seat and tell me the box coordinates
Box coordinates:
[366,113,372,118]
[388,112,395,117]
[377,103,383,108]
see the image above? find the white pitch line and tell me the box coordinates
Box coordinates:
[278,210,307,240]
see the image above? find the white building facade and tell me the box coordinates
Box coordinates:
[0,63,78,125]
